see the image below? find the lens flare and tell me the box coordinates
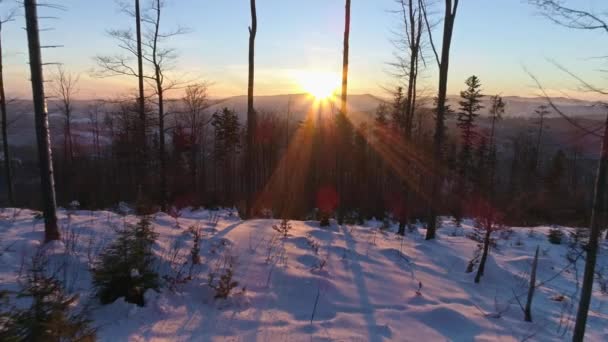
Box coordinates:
[296,71,339,100]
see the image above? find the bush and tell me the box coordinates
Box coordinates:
[208,256,241,299]
[92,217,159,306]
[272,219,292,238]
[547,227,564,245]
[0,253,95,341]
[188,225,202,265]
[319,212,330,227]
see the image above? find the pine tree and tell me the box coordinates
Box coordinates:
[391,86,405,133]
[0,253,95,341]
[457,75,483,185]
[375,103,389,127]
[93,217,159,306]
[212,108,241,204]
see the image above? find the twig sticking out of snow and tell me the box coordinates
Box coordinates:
[310,280,321,324]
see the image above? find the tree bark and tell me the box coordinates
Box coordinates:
[426,0,458,240]
[135,0,146,190]
[341,0,350,116]
[0,20,14,206]
[151,0,167,211]
[572,110,608,342]
[24,0,59,242]
[336,0,351,224]
[246,0,257,218]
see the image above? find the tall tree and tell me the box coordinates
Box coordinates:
[24,0,59,242]
[488,95,505,193]
[533,105,550,171]
[53,67,79,166]
[422,0,459,240]
[179,83,211,196]
[457,75,483,183]
[394,0,425,139]
[53,67,79,203]
[528,1,608,340]
[135,0,147,177]
[341,0,351,116]
[245,0,257,217]
[336,0,351,224]
[0,5,15,206]
[95,0,148,197]
[143,0,188,211]
[488,95,504,149]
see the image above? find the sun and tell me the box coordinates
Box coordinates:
[296,71,339,100]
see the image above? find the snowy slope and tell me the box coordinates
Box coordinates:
[1,208,607,341]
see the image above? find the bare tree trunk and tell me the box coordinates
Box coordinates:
[425,0,458,240]
[151,0,167,211]
[524,245,539,322]
[404,0,422,139]
[474,226,491,283]
[341,0,350,116]
[336,0,351,224]
[246,0,257,217]
[0,21,13,206]
[24,0,59,242]
[572,110,608,341]
[157,83,167,210]
[135,0,146,189]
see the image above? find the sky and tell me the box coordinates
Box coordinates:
[1,0,606,100]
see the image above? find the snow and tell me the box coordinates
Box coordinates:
[1,207,607,341]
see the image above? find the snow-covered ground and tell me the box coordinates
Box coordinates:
[1,207,607,341]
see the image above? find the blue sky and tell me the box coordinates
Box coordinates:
[1,0,606,99]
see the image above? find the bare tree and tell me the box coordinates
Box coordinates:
[24,0,59,242]
[422,0,459,240]
[245,0,257,217]
[341,0,351,116]
[0,4,16,205]
[472,198,503,284]
[96,0,187,210]
[393,0,425,139]
[528,1,608,340]
[135,0,146,173]
[524,246,539,322]
[335,0,351,224]
[179,83,212,195]
[53,66,79,166]
[94,0,148,194]
[143,0,188,211]
[87,101,104,160]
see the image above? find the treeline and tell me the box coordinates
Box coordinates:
[1,78,594,229]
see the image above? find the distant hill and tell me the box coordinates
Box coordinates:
[3,94,604,151]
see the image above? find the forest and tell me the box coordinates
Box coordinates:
[1,0,607,341]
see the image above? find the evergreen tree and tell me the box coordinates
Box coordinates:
[0,253,96,341]
[457,75,484,184]
[391,86,405,133]
[375,103,389,127]
[212,108,241,204]
[93,217,159,306]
